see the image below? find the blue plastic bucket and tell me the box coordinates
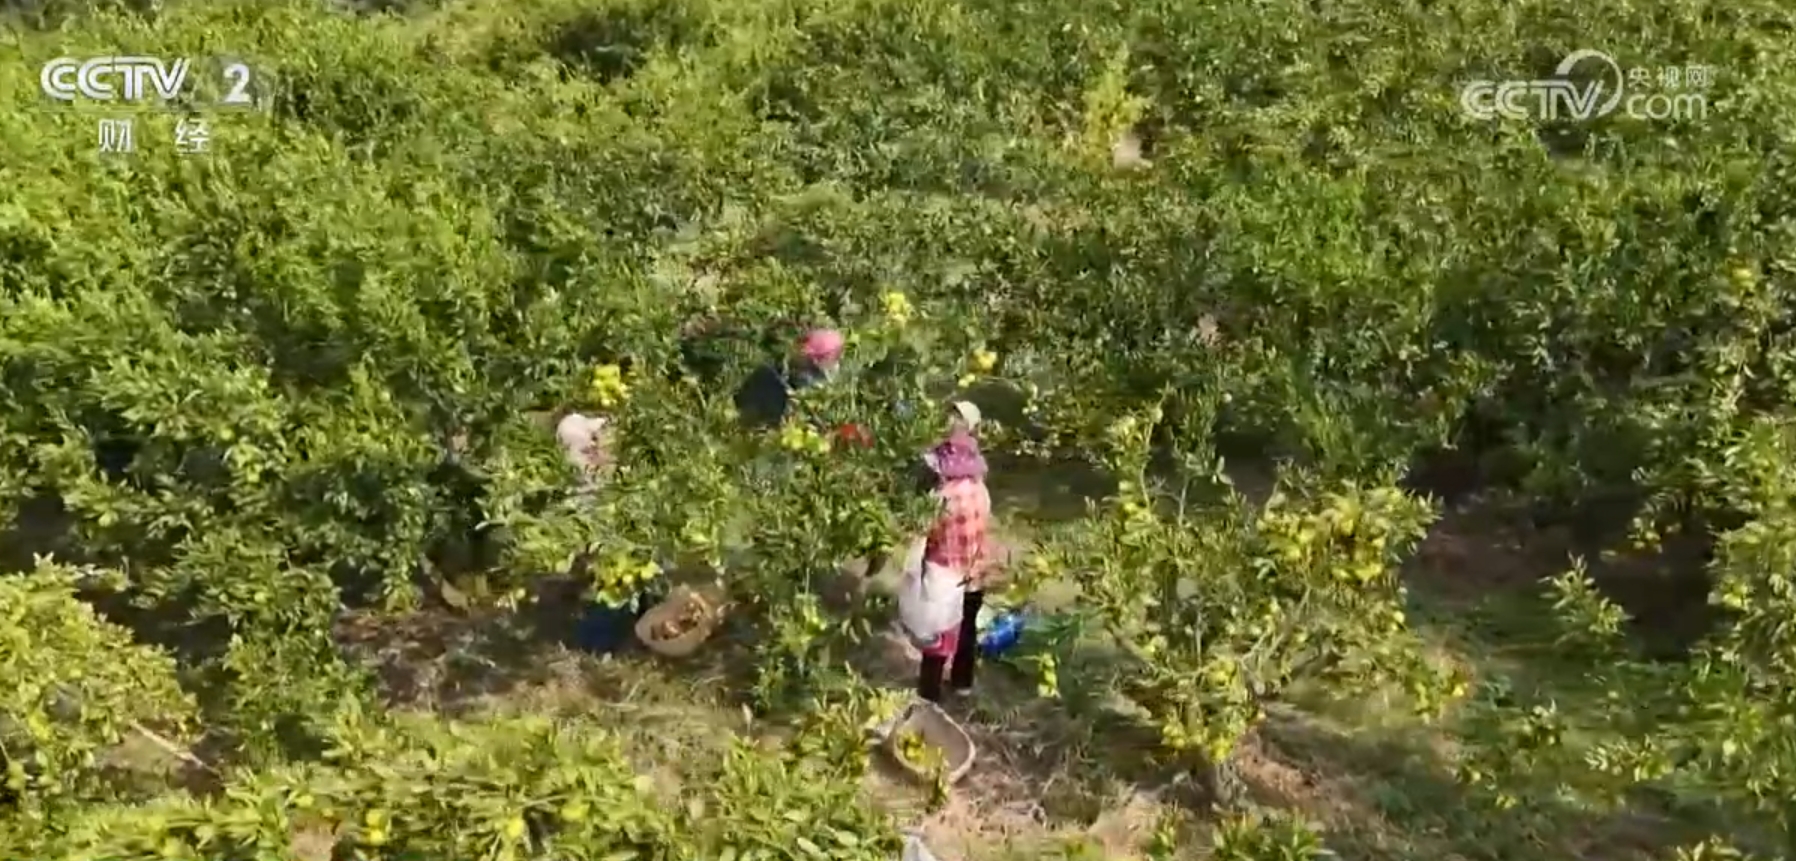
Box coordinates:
[573,591,660,654]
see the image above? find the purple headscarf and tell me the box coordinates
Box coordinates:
[924,429,987,481]
[800,329,845,365]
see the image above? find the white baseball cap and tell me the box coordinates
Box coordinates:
[950,400,981,429]
[557,413,606,447]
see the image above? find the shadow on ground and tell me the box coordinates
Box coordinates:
[1404,496,1718,657]
[1248,711,1709,861]
[1265,492,1737,861]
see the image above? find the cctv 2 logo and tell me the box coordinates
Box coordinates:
[39,57,259,107]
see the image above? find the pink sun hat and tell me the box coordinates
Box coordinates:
[800,328,845,363]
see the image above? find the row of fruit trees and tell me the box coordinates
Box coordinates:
[0,275,1453,860]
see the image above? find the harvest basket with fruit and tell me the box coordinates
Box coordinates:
[634,585,727,658]
[883,701,974,786]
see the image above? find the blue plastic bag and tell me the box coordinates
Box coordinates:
[573,590,661,654]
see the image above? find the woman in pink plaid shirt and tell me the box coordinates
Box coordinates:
[915,402,993,701]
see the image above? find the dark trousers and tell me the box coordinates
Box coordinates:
[917,590,984,702]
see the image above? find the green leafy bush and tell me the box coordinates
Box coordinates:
[0,560,195,818]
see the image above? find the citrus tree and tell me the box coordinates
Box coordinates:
[0,559,195,825]
[1452,414,1796,858]
[15,709,902,861]
[1017,399,1455,804]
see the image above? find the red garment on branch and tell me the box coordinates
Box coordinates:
[835,422,872,448]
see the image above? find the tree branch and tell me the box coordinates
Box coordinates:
[129,721,215,774]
